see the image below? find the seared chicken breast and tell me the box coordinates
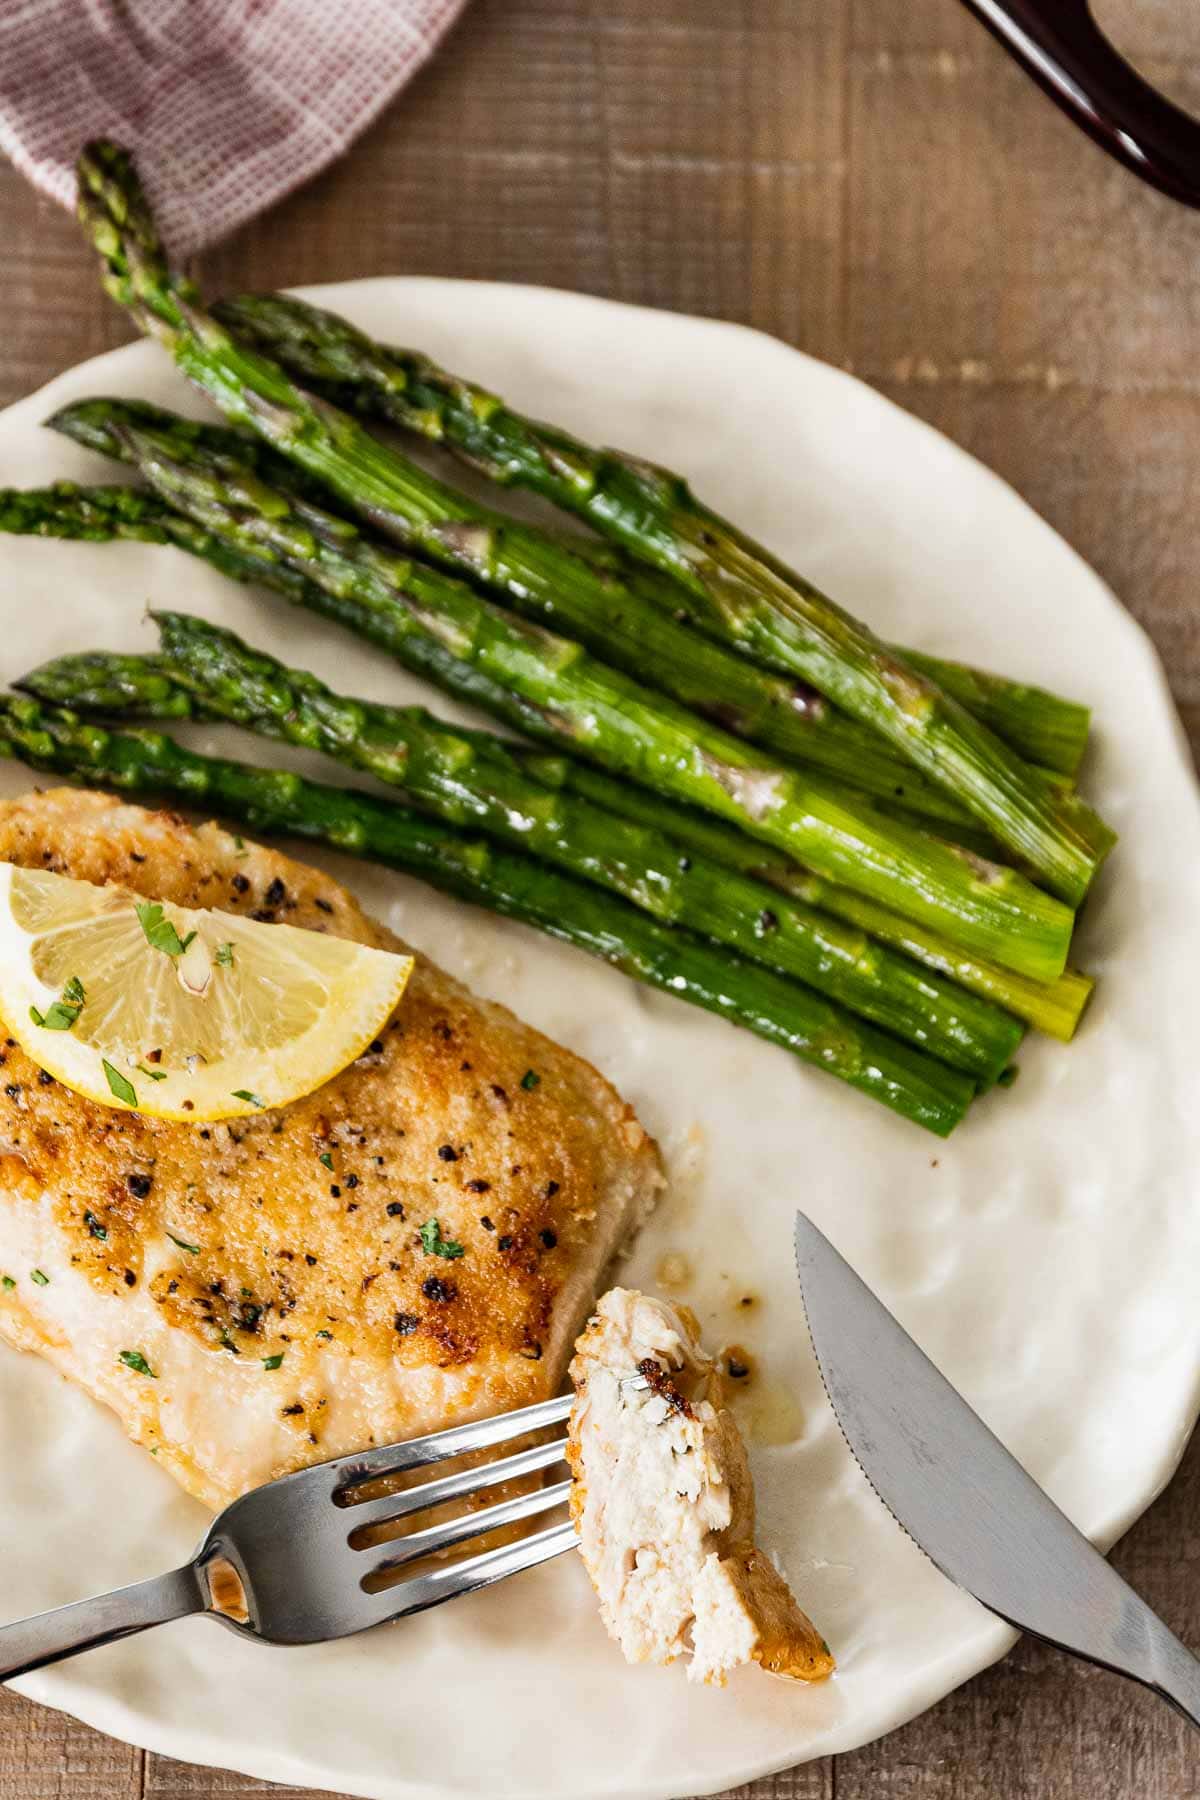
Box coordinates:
[568,1289,833,1685]
[0,790,663,1510]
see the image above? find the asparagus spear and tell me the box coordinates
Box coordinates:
[895,649,1088,779]
[14,640,1092,1043]
[7,431,1089,784]
[424,732,1094,1043]
[76,141,1106,902]
[540,768,1094,1042]
[0,694,975,1135]
[23,622,1023,1083]
[215,290,1094,779]
[39,403,975,833]
[0,477,599,740]
[53,405,1075,979]
[2,466,1105,870]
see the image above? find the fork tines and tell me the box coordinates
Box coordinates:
[338,1392,578,1624]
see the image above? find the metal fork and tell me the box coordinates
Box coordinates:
[0,1393,575,1681]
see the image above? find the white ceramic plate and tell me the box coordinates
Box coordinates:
[1,282,1198,1800]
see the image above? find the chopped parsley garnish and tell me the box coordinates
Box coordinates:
[84,1210,108,1242]
[30,974,85,1032]
[1,1275,14,1290]
[419,1217,466,1260]
[134,900,197,959]
[137,1063,168,1083]
[168,1233,200,1256]
[30,1269,49,1286]
[316,1328,333,1340]
[102,1060,137,1107]
[118,1349,156,1378]
[262,1353,284,1371]
[215,942,235,967]
[232,1089,265,1108]
[318,1151,335,1171]
[520,1068,540,1091]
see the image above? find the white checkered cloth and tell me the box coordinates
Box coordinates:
[0,0,469,255]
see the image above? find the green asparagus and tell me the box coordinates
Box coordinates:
[537,769,1094,1042]
[0,466,1105,870]
[18,629,1091,1043]
[2,488,1090,1039]
[76,140,1106,902]
[0,477,600,740]
[37,402,975,834]
[51,404,1076,978]
[0,694,975,1135]
[22,621,1023,1083]
[215,290,1094,779]
[437,736,1095,1043]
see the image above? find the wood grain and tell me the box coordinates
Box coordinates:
[1,0,1199,1795]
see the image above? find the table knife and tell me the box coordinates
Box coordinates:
[793,1211,1200,1728]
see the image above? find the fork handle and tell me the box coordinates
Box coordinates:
[0,1565,203,1682]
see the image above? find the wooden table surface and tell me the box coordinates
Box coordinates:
[1,1,1198,1795]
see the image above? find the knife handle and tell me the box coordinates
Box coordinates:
[1028,1564,1200,1733]
[959,0,1200,209]
[1144,1609,1200,1732]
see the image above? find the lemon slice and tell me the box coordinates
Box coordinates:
[0,864,414,1121]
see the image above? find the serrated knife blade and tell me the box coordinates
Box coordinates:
[794,1211,1200,1728]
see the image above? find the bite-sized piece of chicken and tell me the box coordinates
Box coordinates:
[0,789,664,1511]
[567,1288,833,1686]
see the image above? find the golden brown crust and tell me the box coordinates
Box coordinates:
[0,791,663,1505]
[714,1544,835,1681]
[566,1290,833,1684]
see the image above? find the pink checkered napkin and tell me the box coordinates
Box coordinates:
[0,0,470,255]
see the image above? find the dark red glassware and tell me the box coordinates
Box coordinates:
[960,0,1200,208]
